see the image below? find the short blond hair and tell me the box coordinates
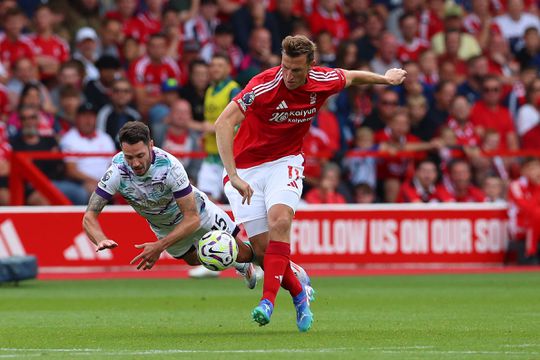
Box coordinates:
[281,35,317,63]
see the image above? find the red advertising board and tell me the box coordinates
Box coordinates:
[0,204,509,273]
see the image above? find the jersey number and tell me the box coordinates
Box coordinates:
[211,214,228,231]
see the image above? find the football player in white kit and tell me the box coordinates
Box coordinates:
[82,122,258,286]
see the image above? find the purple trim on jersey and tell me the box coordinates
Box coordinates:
[151,150,156,164]
[95,187,113,200]
[232,225,240,238]
[173,185,192,199]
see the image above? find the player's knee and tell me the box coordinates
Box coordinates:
[268,215,292,236]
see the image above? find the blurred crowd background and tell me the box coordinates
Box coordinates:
[0,0,539,207]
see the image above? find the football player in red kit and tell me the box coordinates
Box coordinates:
[508,158,540,261]
[215,35,406,332]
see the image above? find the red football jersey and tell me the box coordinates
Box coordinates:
[0,34,34,67]
[29,34,70,63]
[233,66,346,168]
[128,56,181,95]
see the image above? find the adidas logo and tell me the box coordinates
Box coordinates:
[0,220,26,257]
[275,100,288,110]
[64,233,113,260]
[287,181,299,189]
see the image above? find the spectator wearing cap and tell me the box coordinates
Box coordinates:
[73,27,100,83]
[148,78,181,147]
[96,78,141,149]
[60,102,116,202]
[200,23,244,75]
[0,8,35,70]
[30,4,70,83]
[84,55,123,111]
[128,33,182,117]
[184,0,220,48]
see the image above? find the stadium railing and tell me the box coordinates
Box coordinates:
[8,149,540,206]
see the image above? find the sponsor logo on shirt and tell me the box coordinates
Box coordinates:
[269,108,317,123]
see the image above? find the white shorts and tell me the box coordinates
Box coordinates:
[163,199,239,258]
[197,160,224,199]
[224,154,304,237]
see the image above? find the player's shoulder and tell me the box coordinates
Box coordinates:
[250,66,282,86]
[309,66,344,78]
[111,151,125,166]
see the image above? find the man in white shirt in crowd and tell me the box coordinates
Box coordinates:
[60,102,116,202]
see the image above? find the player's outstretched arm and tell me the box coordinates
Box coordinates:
[215,102,254,205]
[83,192,118,252]
[343,68,407,88]
[130,192,201,270]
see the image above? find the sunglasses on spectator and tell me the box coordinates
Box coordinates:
[112,87,131,93]
[483,87,500,93]
[20,114,38,120]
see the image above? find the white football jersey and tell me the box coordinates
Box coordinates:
[96,147,206,239]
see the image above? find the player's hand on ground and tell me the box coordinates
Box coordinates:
[385,68,407,85]
[130,241,164,270]
[96,239,118,252]
[230,174,254,205]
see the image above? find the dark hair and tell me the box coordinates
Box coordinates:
[119,122,151,145]
[17,83,42,111]
[5,7,25,19]
[355,183,374,195]
[522,157,540,168]
[95,55,121,70]
[415,159,437,170]
[189,59,208,73]
[282,35,317,64]
[148,32,167,42]
[448,158,470,173]
[60,59,86,78]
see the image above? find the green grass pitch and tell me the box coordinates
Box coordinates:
[1,273,539,359]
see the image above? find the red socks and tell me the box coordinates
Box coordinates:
[262,240,303,304]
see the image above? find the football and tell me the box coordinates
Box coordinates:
[197,230,238,271]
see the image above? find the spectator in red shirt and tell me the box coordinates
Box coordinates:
[0,7,34,69]
[470,75,519,151]
[184,0,220,49]
[128,33,182,117]
[124,0,165,45]
[397,12,430,63]
[309,0,349,44]
[304,162,347,204]
[397,159,441,203]
[436,159,485,202]
[446,95,481,147]
[485,33,519,78]
[508,158,540,261]
[483,175,505,203]
[106,0,138,22]
[516,78,540,149]
[30,4,70,83]
[375,109,441,203]
[418,49,439,85]
[437,30,468,82]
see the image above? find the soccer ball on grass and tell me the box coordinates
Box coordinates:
[197,230,238,271]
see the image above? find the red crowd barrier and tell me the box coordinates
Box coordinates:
[8,149,540,206]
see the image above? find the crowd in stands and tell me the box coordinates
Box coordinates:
[0,0,539,210]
